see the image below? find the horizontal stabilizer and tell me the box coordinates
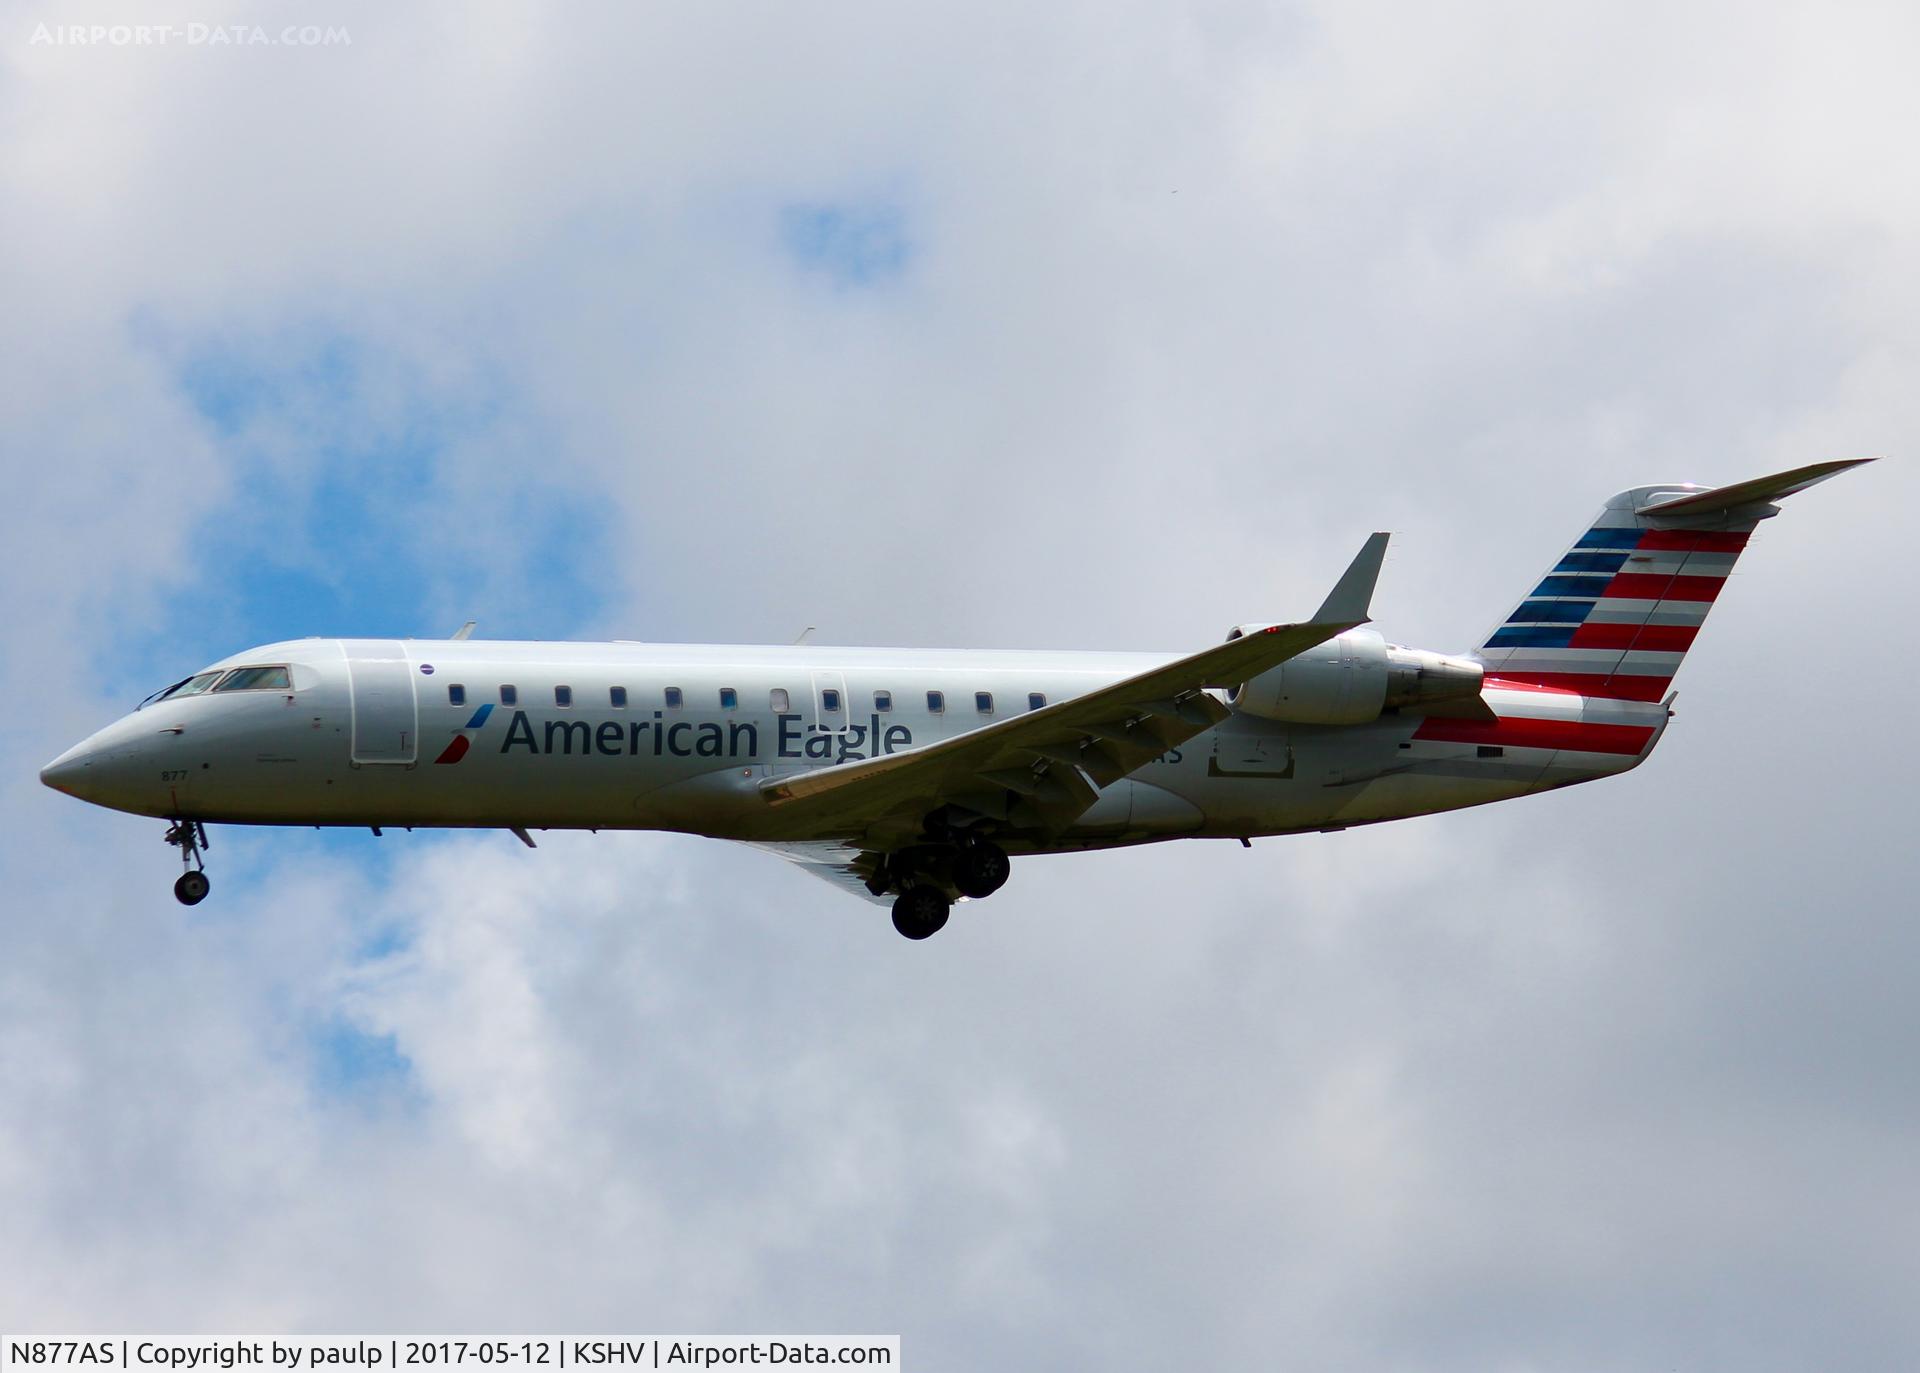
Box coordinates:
[1635,457,1877,518]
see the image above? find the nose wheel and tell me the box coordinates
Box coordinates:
[164,819,211,905]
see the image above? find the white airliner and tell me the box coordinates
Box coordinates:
[42,459,1871,938]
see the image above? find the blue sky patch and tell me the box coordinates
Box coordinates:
[104,320,614,703]
[178,330,362,439]
[779,200,912,286]
[310,1017,415,1100]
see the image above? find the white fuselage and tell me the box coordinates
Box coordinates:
[42,636,1663,855]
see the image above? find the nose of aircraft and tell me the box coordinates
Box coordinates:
[41,741,101,798]
[41,719,154,810]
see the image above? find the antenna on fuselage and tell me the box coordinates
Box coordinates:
[792,626,816,645]
[451,621,477,640]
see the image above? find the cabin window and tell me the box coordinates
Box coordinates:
[874,690,892,712]
[448,684,466,707]
[664,687,684,708]
[554,685,573,708]
[212,665,291,692]
[1028,692,1046,711]
[719,687,738,710]
[610,686,628,708]
[821,688,842,712]
[927,690,944,714]
[771,688,790,711]
[975,691,994,714]
[500,685,518,706]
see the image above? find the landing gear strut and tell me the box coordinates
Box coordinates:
[165,819,210,906]
[891,886,950,940]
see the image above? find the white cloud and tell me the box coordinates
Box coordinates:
[2,1,1916,1368]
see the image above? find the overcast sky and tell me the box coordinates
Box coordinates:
[3,3,1915,1368]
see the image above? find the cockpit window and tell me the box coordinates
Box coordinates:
[211,665,292,692]
[142,671,224,707]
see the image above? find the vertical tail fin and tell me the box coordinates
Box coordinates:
[1475,459,1874,700]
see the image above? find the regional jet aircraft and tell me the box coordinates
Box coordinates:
[42,460,1871,938]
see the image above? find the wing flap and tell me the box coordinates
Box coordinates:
[745,841,892,906]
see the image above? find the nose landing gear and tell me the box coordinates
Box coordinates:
[165,819,211,905]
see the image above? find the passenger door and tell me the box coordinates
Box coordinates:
[346,641,419,765]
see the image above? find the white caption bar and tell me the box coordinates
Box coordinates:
[0,1342,899,1372]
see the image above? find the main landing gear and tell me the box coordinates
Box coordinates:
[891,886,950,940]
[165,819,210,906]
[952,839,1011,900]
[885,835,1012,940]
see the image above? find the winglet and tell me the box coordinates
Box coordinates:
[1313,532,1390,624]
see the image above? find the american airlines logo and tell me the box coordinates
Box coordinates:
[431,703,494,764]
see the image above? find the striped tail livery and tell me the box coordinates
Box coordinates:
[1476,459,1875,703]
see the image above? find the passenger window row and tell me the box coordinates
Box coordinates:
[446,684,1054,714]
[153,668,1040,716]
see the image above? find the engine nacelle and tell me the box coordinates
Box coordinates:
[1225,627,1484,725]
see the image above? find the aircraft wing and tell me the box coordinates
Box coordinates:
[757,533,1390,848]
